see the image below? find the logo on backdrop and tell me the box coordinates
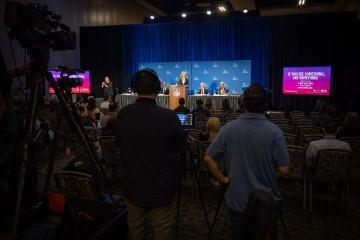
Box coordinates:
[194,76,199,81]
[242,68,249,74]
[203,69,209,74]
[232,62,239,68]
[166,70,172,75]
[213,76,219,81]
[222,69,229,74]
[175,64,180,69]
[232,76,238,81]
[194,63,200,68]
[157,64,163,69]
[140,65,145,69]
[213,63,219,68]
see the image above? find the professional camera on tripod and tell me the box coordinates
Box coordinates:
[4,1,112,238]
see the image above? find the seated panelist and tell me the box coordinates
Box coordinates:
[216,82,229,96]
[196,82,209,95]
[160,81,169,95]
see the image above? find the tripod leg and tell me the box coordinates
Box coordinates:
[46,73,116,202]
[175,178,182,239]
[12,82,41,237]
[280,212,290,240]
[208,186,226,240]
[195,171,211,232]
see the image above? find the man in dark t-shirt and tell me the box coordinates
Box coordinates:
[115,69,186,240]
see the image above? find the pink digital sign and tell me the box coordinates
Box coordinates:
[49,70,91,94]
[283,66,331,96]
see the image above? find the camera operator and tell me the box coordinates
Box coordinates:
[115,69,186,240]
[0,50,29,227]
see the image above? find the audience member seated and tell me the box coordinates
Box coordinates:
[101,102,119,134]
[75,94,86,108]
[337,112,360,138]
[100,96,111,113]
[79,106,91,127]
[217,98,233,114]
[326,104,341,119]
[199,117,221,142]
[204,98,214,113]
[174,98,190,114]
[192,99,210,117]
[86,98,100,128]
[306,116,351,167]
[317,104,343,128]
[236,96,245,113]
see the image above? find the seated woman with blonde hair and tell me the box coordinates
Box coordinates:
[199,117,221,142]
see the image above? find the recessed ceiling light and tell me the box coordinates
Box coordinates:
[298,0,305,6]
[206,10,212,15]
[150,15,155,20]
[243,9,248,14]
[181,12,187,18]
[218,6,226,12]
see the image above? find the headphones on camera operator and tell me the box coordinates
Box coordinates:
[131,68,161,95]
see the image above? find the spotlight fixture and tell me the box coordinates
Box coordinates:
[298,0,305,6]
[150,15,155,20]
[218,5,226,12]
[206,10,212,15]
[181,12,187,18]
[242,8,248,14]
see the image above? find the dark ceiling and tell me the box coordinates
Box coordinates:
[255,0,338,8]
[144,0,340,15]
[144,0,234,15]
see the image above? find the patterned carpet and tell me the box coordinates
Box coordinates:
[174,172,360,240]
[34,152,360,240]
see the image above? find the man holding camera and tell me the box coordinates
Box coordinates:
[115,69,186,240]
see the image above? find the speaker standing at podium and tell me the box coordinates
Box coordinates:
[177,71,189,85]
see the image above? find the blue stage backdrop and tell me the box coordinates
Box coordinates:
[192,60,251,94]
[139,60,251,94]
[139,61,191,86]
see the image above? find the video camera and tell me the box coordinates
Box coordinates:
[4,1,76,60]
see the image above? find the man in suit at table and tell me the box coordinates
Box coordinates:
[217,81,229,96]
[177,71,189,85]
[196,82,209,95]
[160,81,169,95]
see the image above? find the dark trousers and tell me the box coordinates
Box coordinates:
[228,208,278,240]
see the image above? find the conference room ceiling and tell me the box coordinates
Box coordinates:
[142,0,234,15]
[255,0,337,8]
[138,0,357,17]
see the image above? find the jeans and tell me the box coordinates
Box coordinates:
[228,207,279,240]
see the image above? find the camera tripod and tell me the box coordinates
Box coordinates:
[11,66,113,238]
[175,148,211,239]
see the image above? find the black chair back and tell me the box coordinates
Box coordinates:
[313,149,353,182]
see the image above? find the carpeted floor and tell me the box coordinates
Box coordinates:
[174,171,360,240]
[34,152,360,240]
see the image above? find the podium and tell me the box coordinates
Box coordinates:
[169,85,188,110]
